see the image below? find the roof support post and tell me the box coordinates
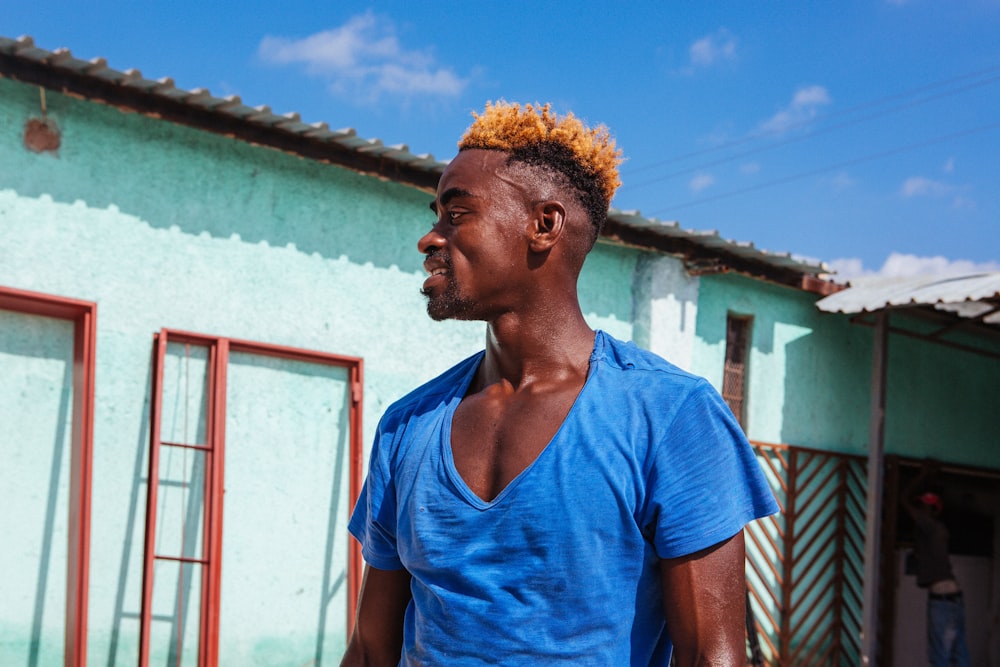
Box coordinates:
[861,310,889,665]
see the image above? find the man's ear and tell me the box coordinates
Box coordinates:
[528,200,566,253]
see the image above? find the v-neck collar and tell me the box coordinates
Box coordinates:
[440,331,605,509]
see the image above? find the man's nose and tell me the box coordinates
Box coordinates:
[418,226,446,254]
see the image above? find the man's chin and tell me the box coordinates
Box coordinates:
[426,305,453,322]
[422,292,478,322]
[425,304,476,322]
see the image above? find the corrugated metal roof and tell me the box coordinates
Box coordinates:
[816,272,1000,325]
[0,35,446,177]
[606,209,827,274]
[1,34,831,284]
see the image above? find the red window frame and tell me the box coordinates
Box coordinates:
[139,328,364,667]
[0,286,97,667]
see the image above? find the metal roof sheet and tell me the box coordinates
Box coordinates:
[1,34,832,284]
[816,272,1000,325]
[606,209,827,274]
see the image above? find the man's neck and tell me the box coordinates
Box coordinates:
[475,309,595,392]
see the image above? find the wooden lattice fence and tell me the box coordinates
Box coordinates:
[745,443,867,666]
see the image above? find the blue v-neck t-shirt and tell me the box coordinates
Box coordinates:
[348,331,778,665]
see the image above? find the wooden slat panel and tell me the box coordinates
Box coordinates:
[746,442,866,666]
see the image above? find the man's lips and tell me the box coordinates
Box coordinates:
[422,259,450,289]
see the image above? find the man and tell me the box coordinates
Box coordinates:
[342,102,778,666]
[902,461,970,667]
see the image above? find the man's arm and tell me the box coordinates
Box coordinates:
[659,531,746,666]
[341,565,412,667]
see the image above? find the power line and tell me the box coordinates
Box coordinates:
[645,119,1000,217]
[622,63,1000,179]
[621,72,1000,192]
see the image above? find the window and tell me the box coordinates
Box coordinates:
[723,314,752,428]
[0,286,96,667]
[139,329,363,666]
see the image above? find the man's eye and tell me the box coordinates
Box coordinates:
[447,210,464,223]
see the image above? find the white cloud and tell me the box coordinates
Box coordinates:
[900,176,953,198]
[828,171,855,191]
[688,29,737,69]
[740,162,760,174]
[829,253,1000,281]
[759,85,831,134]
[943,157,955,173]
[258,13,467,99]
[689,173,715,193]
[826,257,867,280]
[899,175,975,209]
[880,253,1000,277]
[791,86,830,107]
[951,195,976,211]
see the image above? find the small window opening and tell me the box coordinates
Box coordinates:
[723,314,752,428]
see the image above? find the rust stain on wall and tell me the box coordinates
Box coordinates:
[23,117,61,154]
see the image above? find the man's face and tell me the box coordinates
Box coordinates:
[418,149,530,321]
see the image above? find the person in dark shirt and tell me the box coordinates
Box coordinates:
[902,461,970,667]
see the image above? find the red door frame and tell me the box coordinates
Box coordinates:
[139,328,364,666]
[0,286,97,667]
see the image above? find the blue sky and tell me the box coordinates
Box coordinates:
[6,1,1000,279]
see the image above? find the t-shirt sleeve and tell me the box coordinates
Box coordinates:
[644,378,778,559]
[347,417,406,571]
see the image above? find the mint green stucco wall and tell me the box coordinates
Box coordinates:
[692,272,999,466]
[0,77,636,665]
[882,327,999,466]
[692,273,871,453]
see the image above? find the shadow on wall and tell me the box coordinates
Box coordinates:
[0,311,74,666]
[882,329,1000,465]
[779,315,870,452]
[1,80,432,276]
[692,291,775,355]
[104,363,147,666]
[30,354,72,667]
[578,243,637,331]
[315,388,350,665]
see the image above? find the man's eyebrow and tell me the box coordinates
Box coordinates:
[430,187,474,213]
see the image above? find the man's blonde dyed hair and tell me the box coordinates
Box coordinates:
[458,102,623,244]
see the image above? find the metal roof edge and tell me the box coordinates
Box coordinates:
[817,272,1000,314]
[605,208,837,291]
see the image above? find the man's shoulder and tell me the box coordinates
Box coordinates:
[379,351,483,425]
[591,332,721,426]
[595,331,704,387]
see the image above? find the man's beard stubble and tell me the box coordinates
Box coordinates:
[421,281,478,321]
[420,253,478,322]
